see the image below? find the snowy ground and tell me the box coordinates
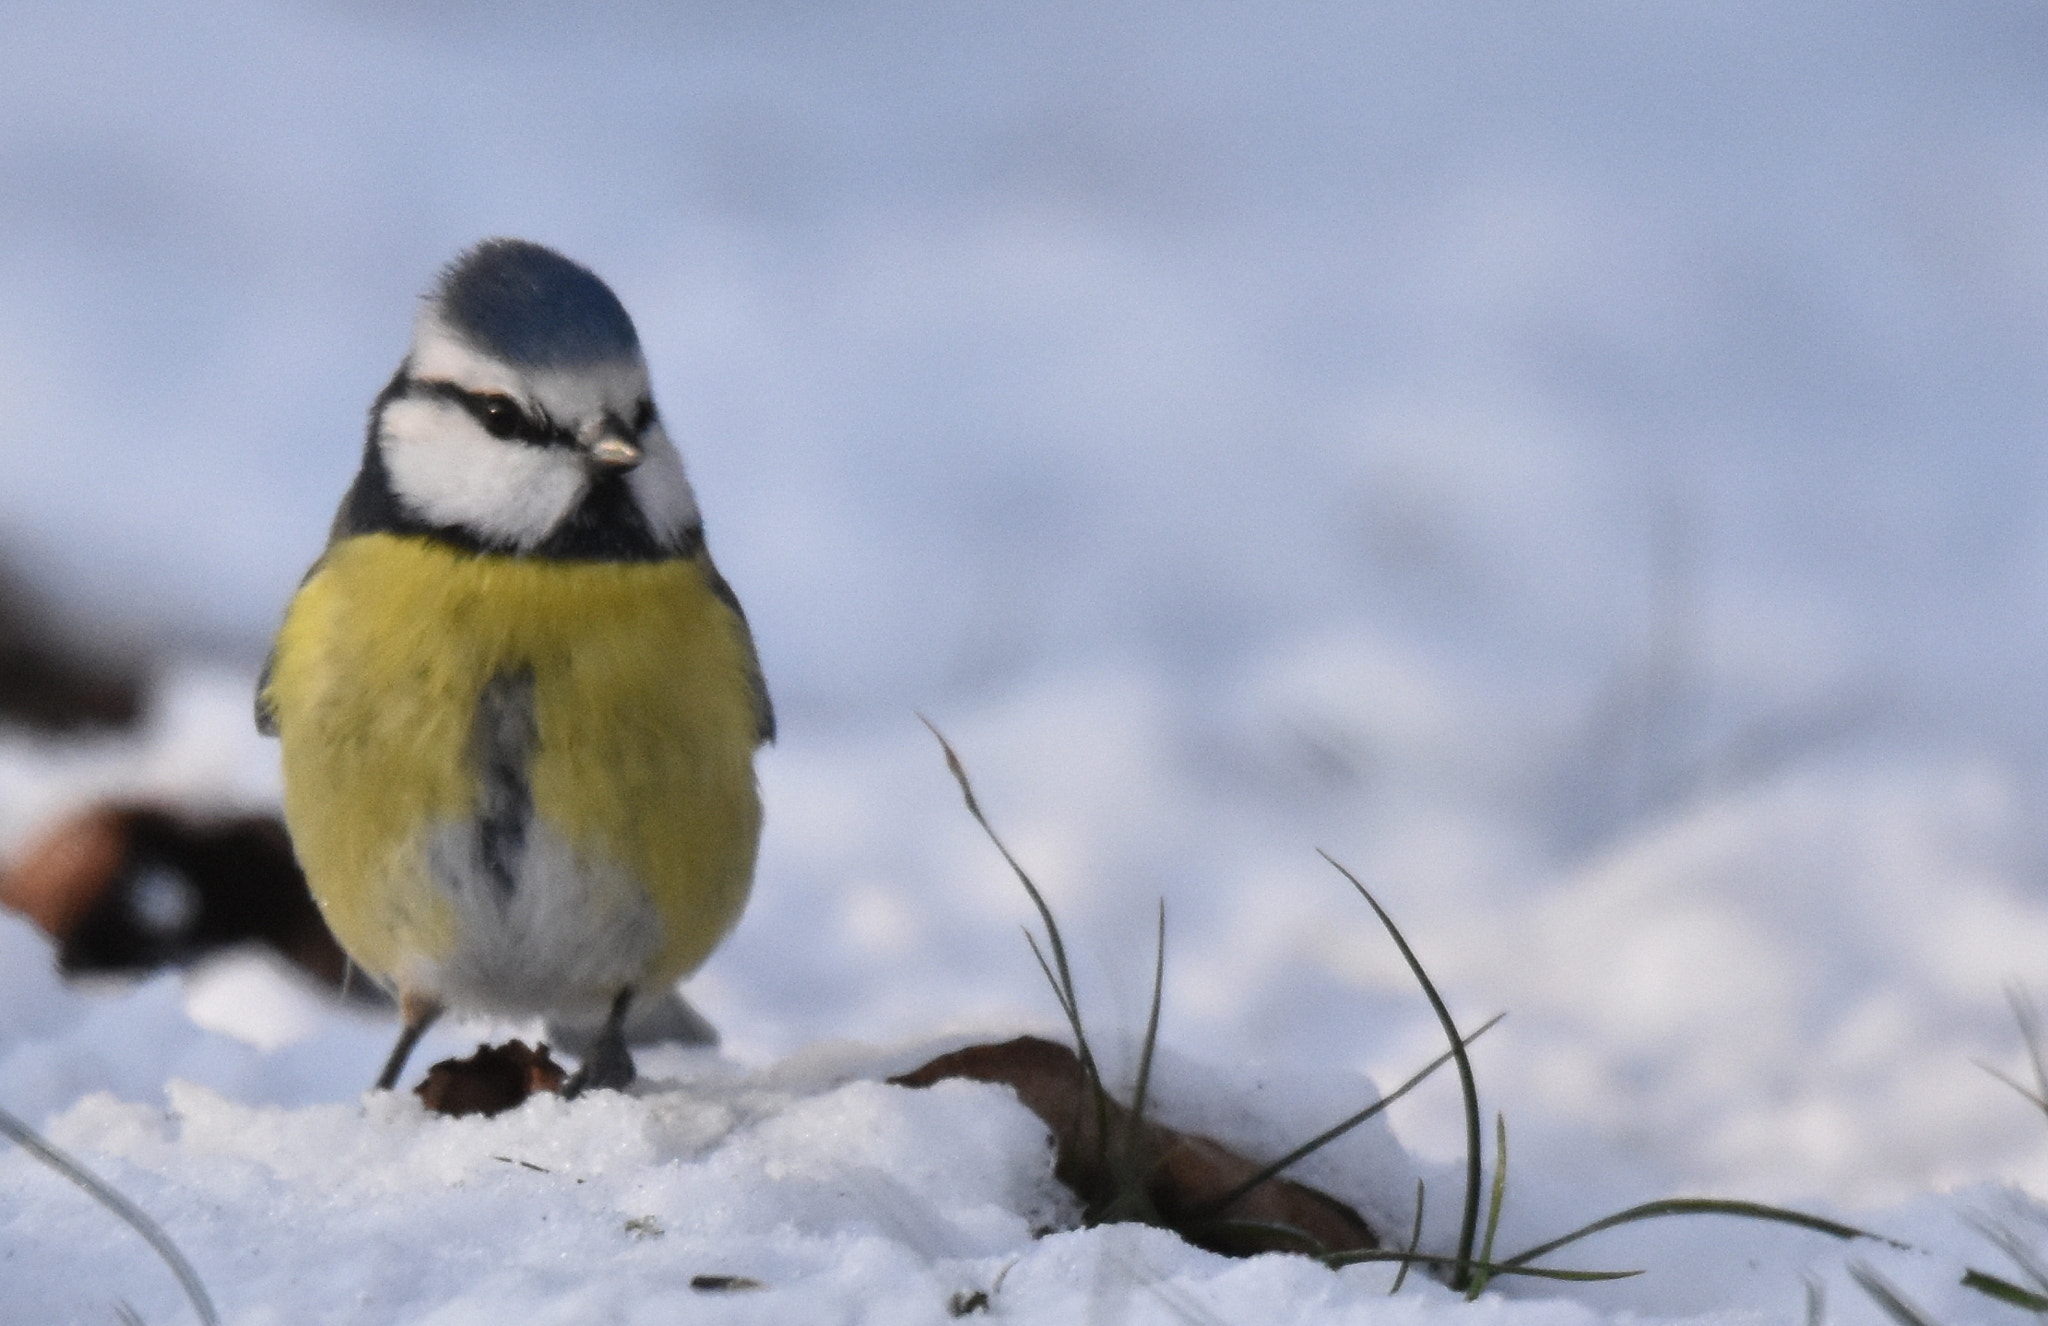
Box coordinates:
[6,668,2048,1323]
[7,1,2048,1321]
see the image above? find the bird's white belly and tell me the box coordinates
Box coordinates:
[398,816,664,1018]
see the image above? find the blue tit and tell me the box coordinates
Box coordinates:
[257,239,773,1095]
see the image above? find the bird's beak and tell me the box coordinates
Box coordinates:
[580,421,643,472]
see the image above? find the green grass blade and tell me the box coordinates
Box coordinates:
[1189,1218,1331,1257]
[1190,1012,1504,1224]
[1022,928,1114,1188]
[1023,930,1088,1058]
[1325,1248,1640,1283]
[1979,1061,2048,1114]
[1979,984,2048,1121]
[1391,1179,1425,1295]
[1848,1261,1942,1326]
[1466,1113,1509,1299]
[1129,901,1167,1133]
[1021,928,1092,1079]
[2010,984,2048,1113]
[926,720,1098,1075]
[1502,1198,1882,1269]
[1323,852,1484,1292]
[1094,901,1171,1224]
[929,718,1113,1156]
[1961,1267,2048,1312]
[0,1104,219,1326]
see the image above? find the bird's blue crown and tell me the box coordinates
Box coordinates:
[433,239,641,368]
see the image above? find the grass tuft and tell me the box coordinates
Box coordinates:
[928,726,2048,1306]
[929,724,1472,1253]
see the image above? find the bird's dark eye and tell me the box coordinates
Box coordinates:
[477,394,526,439]
[631,400,657,434]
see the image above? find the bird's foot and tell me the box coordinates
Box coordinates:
[375,993,443,1091]
[562,1038,635,1098]
[562,987,636,1098]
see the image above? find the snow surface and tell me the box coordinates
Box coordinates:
[6,1,2048,1321]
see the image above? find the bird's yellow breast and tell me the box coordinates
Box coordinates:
[262,533,763,998]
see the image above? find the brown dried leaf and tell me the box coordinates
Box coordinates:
[416,1041,567,1117]
[891,1035,1379,1257]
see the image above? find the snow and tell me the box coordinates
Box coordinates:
[4,681,2045,1325]
[6,0,2048,1321]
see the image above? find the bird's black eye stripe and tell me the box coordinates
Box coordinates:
[408,379,575,447]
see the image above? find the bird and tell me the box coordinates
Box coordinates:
[258,238,773,1095]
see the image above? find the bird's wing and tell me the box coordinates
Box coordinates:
[254,649,279,736]
[702,556,775,746]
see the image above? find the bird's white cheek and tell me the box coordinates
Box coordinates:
[624,428,701,546]
[379,399,585,549]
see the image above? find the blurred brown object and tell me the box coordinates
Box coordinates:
[0,556,142,732]
[892,1035,1380,1259]
[416,1041,567,1117]
[0,802,372,998]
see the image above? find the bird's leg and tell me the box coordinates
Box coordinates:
[563,986,636,1098]
[375,991,443,1091]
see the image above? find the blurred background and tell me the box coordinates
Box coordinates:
[4,0,2048,1212]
